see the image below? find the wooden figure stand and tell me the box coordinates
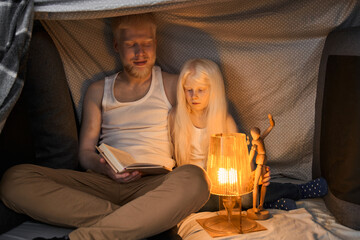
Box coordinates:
[247,114,275,220]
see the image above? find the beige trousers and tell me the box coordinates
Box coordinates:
[0,164,210,240]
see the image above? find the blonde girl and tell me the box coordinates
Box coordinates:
[169,58,237,169]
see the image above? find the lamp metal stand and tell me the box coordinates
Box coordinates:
[202,196,258,235]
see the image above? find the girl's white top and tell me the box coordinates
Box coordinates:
[189,125,208,169]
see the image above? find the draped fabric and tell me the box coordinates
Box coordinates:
[33,0,215,20]
[0,0,34,133]
[1,0,360,180]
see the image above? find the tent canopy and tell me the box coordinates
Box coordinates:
[1,0,360,181]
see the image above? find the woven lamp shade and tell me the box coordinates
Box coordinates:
[206,133,253,197]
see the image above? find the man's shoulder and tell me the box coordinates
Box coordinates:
[87,72,119,92]
[87,79,105,93]
[161,71,179,82]
[161,71,179,92]
[84,79,106,102]
[160,71,179,106]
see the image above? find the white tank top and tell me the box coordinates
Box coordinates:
[189,126,208,169]
[100,66,175,169]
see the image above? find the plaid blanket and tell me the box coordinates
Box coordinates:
[0,0,34,133]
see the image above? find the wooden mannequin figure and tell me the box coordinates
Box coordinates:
[247,114,275,220]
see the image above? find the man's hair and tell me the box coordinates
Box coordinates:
[172,59,228,166]
[111,13,157,37]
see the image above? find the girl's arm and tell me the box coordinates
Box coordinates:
[168,108,176,140]
[226,114,238,132]
[168,108,176,160]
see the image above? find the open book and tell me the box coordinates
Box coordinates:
[95,143,172,174]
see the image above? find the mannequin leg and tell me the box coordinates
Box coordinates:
[253,165,262,212]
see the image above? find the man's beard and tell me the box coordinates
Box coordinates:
[124,60,154,79]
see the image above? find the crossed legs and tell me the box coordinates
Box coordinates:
[0,164,210,240]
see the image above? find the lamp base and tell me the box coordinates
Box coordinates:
[246,208,270,220]
[203,214,256,234]
[196,211,267,237]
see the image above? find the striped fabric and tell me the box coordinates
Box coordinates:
[0,0,34,132]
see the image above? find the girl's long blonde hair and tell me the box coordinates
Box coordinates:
[172,59,228,166]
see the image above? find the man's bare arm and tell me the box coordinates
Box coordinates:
[78,80,105,172]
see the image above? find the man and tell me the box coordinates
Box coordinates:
[0,13,210,240]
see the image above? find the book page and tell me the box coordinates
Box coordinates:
[102,144,136,167]
[97,143,172,175]
[96,145,123,173]
[127,163,166,167]
[124,165,171,175]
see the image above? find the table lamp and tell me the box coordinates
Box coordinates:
[198,133,266,236]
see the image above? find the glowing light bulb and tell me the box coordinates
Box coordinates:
[218,168,238,184]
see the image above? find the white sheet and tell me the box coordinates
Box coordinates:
[178,199,360,240]
[1,199,359,240]
[0,222,72,240]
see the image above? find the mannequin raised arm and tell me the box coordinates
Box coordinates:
[261,114,275,139]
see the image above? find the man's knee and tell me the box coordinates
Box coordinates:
[0,164,39,204]
[172,164,211,204]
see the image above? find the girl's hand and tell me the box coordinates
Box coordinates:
[261,166,271,186]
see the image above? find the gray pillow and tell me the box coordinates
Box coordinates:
[0,21,79,233]
[313,27,360,230]
[319,55,360,230]
[22,21,79,169]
